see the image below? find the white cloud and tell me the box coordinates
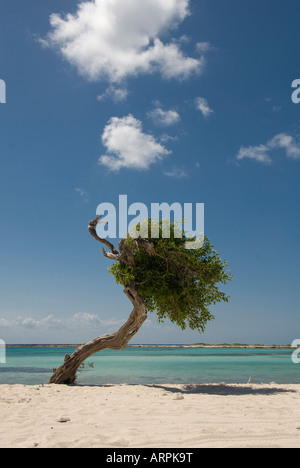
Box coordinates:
[145,39,204,80]
[97,86,128,103]
[236,132,300,164]
[98,115,170,171]
[147,107,180,126]
[195,96,214,118]
[0,317,18,328]
[0,313,123,331]
[164,166,188,178]
[0,315,63,330]
[173,34,191,45]
[195,41,214,53]
[268,133,300,160]
[42,0,203,82]
[75,187,89,202]
[70,313,102,325]
[236,144,272,164]
[159,133,178,143]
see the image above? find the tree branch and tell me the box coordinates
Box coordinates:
[88,215,119,255]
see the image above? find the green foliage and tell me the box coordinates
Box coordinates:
[108,263,135,286]
[109,219,232,334]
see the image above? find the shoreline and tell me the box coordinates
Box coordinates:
[0,382,299,448]
[6,343,294,349]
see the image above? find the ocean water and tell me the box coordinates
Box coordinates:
[0,346,299,386]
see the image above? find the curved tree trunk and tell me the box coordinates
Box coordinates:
[49,285,147,385]
[48,215,149,385]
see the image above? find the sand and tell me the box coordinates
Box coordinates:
[0,383,300,448]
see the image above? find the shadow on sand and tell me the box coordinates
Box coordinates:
[77,382,298,396]
[144,383,297,396]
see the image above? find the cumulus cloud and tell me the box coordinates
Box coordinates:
[147,107,180,126]
[41,0,203,83]
[98,115,171,171]
[195,96,214,118]
[236,133,300,164]
[236,145,272,165]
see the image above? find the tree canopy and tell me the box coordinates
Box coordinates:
[109,219,232,334]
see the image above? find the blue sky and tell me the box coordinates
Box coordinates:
[0,0,299,344]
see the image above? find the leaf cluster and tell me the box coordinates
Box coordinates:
[109,219,232,333]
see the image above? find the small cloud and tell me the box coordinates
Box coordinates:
[66,313,125,331]
[0,313,123,332]
[195,41,215,53]
[195,96,214,118]
[159,133,178,143]
[177,34,191,44]
[268,133,300,160]
[0,317,18,328]
[236,132,300,164]
[97,86,128,103]
[0,315,63,329]
[147,107,180,126]
[236,145,272,164]
[98,114,171,171]
[164,166,188,178]
[75,188,89,202]
[171,34,191,46]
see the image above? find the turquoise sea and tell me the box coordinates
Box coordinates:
[0,346,299,386]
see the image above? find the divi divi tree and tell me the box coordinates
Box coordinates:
[49,216,232,384]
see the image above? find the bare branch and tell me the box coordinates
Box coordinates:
[102,247,121,261]
[88,215,119,255]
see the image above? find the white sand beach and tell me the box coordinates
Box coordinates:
[0,383,300,448]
